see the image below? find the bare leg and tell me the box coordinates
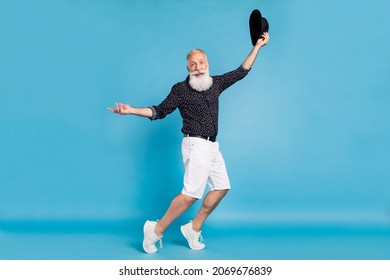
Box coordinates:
[155,193,198,236]
[192,189,228,232]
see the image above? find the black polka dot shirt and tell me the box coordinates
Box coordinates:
[149,65,250,137]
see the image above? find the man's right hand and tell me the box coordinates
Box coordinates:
[107,103,133,115]
[108,103,153,118]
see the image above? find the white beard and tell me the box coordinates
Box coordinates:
[188,69,213,92]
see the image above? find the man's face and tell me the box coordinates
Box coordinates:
[187,51,209,78]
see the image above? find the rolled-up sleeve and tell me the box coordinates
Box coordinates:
[148,106,158,120]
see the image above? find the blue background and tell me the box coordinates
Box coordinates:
[1,0,390,259]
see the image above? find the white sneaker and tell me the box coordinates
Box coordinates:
[143,220,163,254]
[180,221,205,250]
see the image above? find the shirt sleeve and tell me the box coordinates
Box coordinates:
[149,84,181,121]
[217,65,250,93]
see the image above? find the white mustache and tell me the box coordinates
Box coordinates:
[190,70,207,76]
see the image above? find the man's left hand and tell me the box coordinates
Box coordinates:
[256,32,270,48]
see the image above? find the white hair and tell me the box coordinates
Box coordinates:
[186,48,207,60]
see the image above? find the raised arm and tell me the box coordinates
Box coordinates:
[108,103,153,118]
[242,32,270,70]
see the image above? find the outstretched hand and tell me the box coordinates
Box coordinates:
[107,103,133,115]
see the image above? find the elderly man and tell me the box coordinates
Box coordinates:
[108,32,269,253]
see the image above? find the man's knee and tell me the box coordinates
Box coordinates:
[218,189,229,198]
[202,189,229,209]
[210,189,229,198]
[180,193,198,205]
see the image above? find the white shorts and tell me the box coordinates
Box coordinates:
[181,137,231,199]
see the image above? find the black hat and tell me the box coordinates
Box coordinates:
[249,9,269,46]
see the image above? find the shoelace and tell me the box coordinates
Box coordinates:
[198,233,204,244]
[159,238,163,248]
[188,221,204,243]
[190,231,204,244]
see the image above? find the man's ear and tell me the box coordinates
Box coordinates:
[186,66,190,72]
